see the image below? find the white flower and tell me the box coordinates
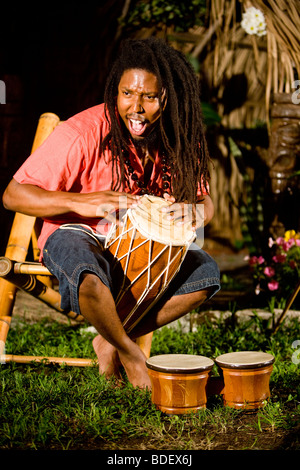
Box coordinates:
[268,237,275,248]
[241,6,267,37]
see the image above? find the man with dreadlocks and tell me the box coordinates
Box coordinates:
[3,37,220,389]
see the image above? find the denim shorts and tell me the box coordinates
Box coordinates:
[42,225,220,316]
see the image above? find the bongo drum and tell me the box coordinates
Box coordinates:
[215,351,275,410]
[105,195,196,333]
[146,354,214,414]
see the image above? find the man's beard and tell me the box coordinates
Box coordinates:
[130,126,161,151]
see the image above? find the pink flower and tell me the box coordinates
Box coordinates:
[272,254,287,263]
[276,237,285,246]
[296,239,300,247]
[282,239,295,252]
[289,260,297,269]
[255,284,261,295]
[249,255,265,266]
[268,280,279,291]
[264,266,275,277]
[249,256,258,266]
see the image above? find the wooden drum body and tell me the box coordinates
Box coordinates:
[146,354,214,414]
[105,195,195,333]
[215,351,275,410]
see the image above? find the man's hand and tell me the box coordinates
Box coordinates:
[161,193,213,229]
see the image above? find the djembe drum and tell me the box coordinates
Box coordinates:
[105,195,196,333]
[146,354,214,414]
[215,351,275,410]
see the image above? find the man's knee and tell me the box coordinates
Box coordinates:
[189,287,214,308]
[79,272,104,299]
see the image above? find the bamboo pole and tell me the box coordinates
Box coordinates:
[0,214,37,319]
[2,354,96,367]
[1,333,153,367]
[13,262,51,276]
[30,113,60,152]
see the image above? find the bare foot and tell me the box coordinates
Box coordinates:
[93,334,151,389]
[92,334,122,380]
[118,343,152,390]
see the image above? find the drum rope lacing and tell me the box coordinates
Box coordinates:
[106,210,186,331]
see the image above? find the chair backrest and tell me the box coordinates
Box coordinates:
[0,113,60,317]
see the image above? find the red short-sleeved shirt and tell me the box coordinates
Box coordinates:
[14,103,207,255]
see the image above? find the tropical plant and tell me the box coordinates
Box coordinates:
[119,0,207,33]
[247,230,300,307]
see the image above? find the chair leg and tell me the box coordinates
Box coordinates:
[136,332,153,358]
[0,315,11,359]
[0,256,84,322]
[0,113,60,322]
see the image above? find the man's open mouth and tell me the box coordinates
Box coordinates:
[127,117,148,136]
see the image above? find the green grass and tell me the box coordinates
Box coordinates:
[1,314,300,450]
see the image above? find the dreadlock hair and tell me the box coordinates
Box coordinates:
[102,37,211,204]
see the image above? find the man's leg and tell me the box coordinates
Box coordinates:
[79,273,152,389]
[92,286,212,381]
[130,287,212,339]
[43,227,152,388]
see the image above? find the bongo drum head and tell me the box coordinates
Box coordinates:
[215,351,275,369]
[146,354,214,374]
[128,195,196,245]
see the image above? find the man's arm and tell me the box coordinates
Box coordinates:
[2,179,140,220]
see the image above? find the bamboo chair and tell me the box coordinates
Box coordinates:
[0,113,153,367]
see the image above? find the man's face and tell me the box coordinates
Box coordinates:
[117,68,164,142]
